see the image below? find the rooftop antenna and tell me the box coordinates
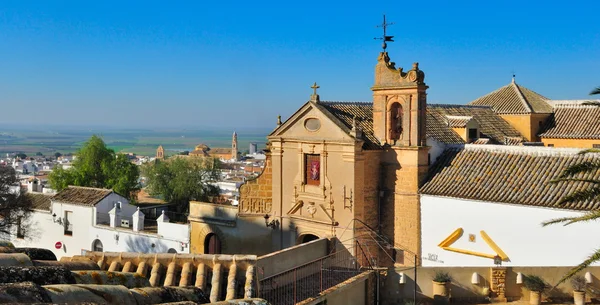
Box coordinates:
[374,14,394,51]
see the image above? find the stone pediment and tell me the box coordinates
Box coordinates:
[269,101,355,143]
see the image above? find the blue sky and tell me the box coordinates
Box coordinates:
[0,1,598,129]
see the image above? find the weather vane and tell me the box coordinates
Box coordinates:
[374,14,394,51]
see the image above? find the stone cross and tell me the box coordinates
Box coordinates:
[310,82,320,102]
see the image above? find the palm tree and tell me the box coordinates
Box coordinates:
[542,86,600,284]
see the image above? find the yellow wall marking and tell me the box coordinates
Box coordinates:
[438,228,509,261]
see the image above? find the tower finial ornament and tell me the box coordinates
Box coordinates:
[310,82,320,102]
[374,14,394,51]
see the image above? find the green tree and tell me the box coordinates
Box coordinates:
[0,166,33,237]
[35,152,43,156]
[54,152,62,158]
[543,87,600,284]
[15,153,27,159]
[48,135,140,199]
[143,157,220,213]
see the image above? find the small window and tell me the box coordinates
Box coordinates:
[548,144,555,147]
[64,211,73,236]
[428,153,431,165]
[468,128,478,140]
[92,239,103,252]
[305,154,320,186]
[593,144,600,148]
[16,217,24,239]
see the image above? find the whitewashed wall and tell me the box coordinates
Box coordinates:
[421,195,600,266]
[11,203,93,259]
[10,200,190,259]
[89,224,190,254]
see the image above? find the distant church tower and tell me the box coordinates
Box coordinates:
[232,131,238,161]
[156,145,165,160]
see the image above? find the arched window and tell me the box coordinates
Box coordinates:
[388,102,403,141]
[167,248,177,254]
[204,233,221,254]
[92,239,103,252]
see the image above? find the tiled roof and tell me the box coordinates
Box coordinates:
[427,104,525,144]
[211,148,233,155]
[468,81,552,114]
[316,102,525,147]
[539,105,600,139]
[445,115,473,128]
[52,186,113,206]
[317,101,381,150]
[26,193,53,211]
[421,145,600,211]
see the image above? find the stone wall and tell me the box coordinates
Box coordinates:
[381,147,429,266]
[383,266,600,304]
[239,151,273,216]
[296,271,375,305]
[256,238,328,279]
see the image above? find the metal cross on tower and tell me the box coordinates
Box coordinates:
[375,14,394,51]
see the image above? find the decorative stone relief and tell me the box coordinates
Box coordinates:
[490,267,507,301]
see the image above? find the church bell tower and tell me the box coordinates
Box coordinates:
[371,47,430,264]
[372,52,427,147]
[232,131,238,161]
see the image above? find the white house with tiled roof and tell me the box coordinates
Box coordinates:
[8,186,190,259]
[420,145,600,266]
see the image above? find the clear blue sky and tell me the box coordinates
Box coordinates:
[1,1,598,129]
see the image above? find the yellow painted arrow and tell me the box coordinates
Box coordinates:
[438,228,509,261]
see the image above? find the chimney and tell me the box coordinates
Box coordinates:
[132,207,145,232]
[109,203,121,228]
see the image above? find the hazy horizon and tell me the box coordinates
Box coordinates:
[1,1,598,129]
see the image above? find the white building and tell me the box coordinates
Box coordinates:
[9,186,190,259]
[419,145,600,267]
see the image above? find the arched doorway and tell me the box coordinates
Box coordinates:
[92,239,103,252]
[204,233,221,254]
[298,234,320,244]
[167,248,177,254]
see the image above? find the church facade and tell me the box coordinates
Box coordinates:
[188,50,600,270]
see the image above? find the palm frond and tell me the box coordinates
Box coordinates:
[554,249,600,286]
[555,187,600,206]
[542,210,600,227]
[590,87,600,95]
[550,178,600,184]
[555,161,600,179]
[541,217,577,227]
[578,149,600,155]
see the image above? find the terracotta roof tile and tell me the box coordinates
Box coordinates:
[539,105,600,139]
[317,101,381,150]
[317,102,525,147]
[26,193,53,211]
[427,104,524,144]
[421,145,600,211]
[445,115,473,128]
[52,186,113,206]
[469,82,552,114]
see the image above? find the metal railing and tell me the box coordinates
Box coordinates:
[258,249,370,305]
